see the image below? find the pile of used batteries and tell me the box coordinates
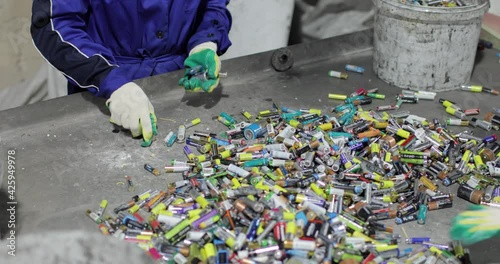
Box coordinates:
[399,0,467,7]
[86,90,500,264]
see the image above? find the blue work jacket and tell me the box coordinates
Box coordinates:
[31,0,232,98]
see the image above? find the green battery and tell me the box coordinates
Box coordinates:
[399,151,429,156]
[367,93,386,99]
[399,158,428,165]
[243,158,269,167]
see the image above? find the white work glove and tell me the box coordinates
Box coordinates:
[106,82,158,147]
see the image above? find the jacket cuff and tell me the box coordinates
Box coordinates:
[189,42,218,56]
[96,68,133,98]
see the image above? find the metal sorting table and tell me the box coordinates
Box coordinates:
[1,30,499,262]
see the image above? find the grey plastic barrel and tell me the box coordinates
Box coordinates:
[372,0,490,92]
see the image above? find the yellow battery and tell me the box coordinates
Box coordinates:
[158,210,174,216]
[187,153,196,161]
[381,112,390,120]
[309,109,321,115]
[128,204,140,214]
[319,122,333,131]
[197,155,209,163]
[371,143,380,154]
[373,121,387,129]
[139,192,151,201]
[200,143,211,153]
[151,203,167,216]
[310,183,327,199]
[473,155,485,168]
[242,111,252,120]
[289,119,301,128]
[225,236,236,249]
[429,246,443,255]
[255,181,270,191]
[219,150,231,159]
[136,235,152,242]
[446,107,457,115]
[272,185,287,193]
[382,195,392,203]
[380,180,394,189]
[328,94,348,100]
[239,153,253,161]
[99,200,108,210]
[419,176,438,192]
[470,85,483,92]
[371,172,384,182]
[204,243,216,259]
[442,100,455,108]
[396,139,406,146]
[190,118,201,125]
[430,133,443,145]
[375,244,399,252]
[259,110,271,116]
[200,248,207,262]
[231,178,241,189]
[173,198,185,204]
[462,150,472,162]
[283,212,295,221]
[187,209,204,218]
[195,195,210,209]
[352,231,374,242]
[256,222,265,235]
[396,128,410,139]
[384,151,392,162]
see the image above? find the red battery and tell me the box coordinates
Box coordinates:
[274,221,286,242]
[463,108,480,116]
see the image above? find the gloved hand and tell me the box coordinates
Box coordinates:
[179,42,221,93]
[450,205,500,245]
[106,82,158,147]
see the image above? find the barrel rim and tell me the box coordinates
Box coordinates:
[373,0,490,15]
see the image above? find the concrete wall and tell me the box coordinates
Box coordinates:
[221,0,294,60]
[0,1,43,96]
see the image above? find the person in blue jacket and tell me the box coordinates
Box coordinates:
[31,0,232,147]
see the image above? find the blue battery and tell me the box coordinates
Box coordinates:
[243,123,265,140]
[405,237,431,244]
[345,64,365,73]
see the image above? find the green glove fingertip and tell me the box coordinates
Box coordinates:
[141,138,153,147]
[151,113,158,136]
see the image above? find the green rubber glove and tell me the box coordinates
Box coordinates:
[106,82,158,147]
[179,42,220,93]
[450,205,500,245]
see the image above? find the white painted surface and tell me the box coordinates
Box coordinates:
[221,0,295,60]
[490,0,500,16]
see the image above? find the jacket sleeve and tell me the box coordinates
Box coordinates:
[187,0,233,56]
[31,0,131,98]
